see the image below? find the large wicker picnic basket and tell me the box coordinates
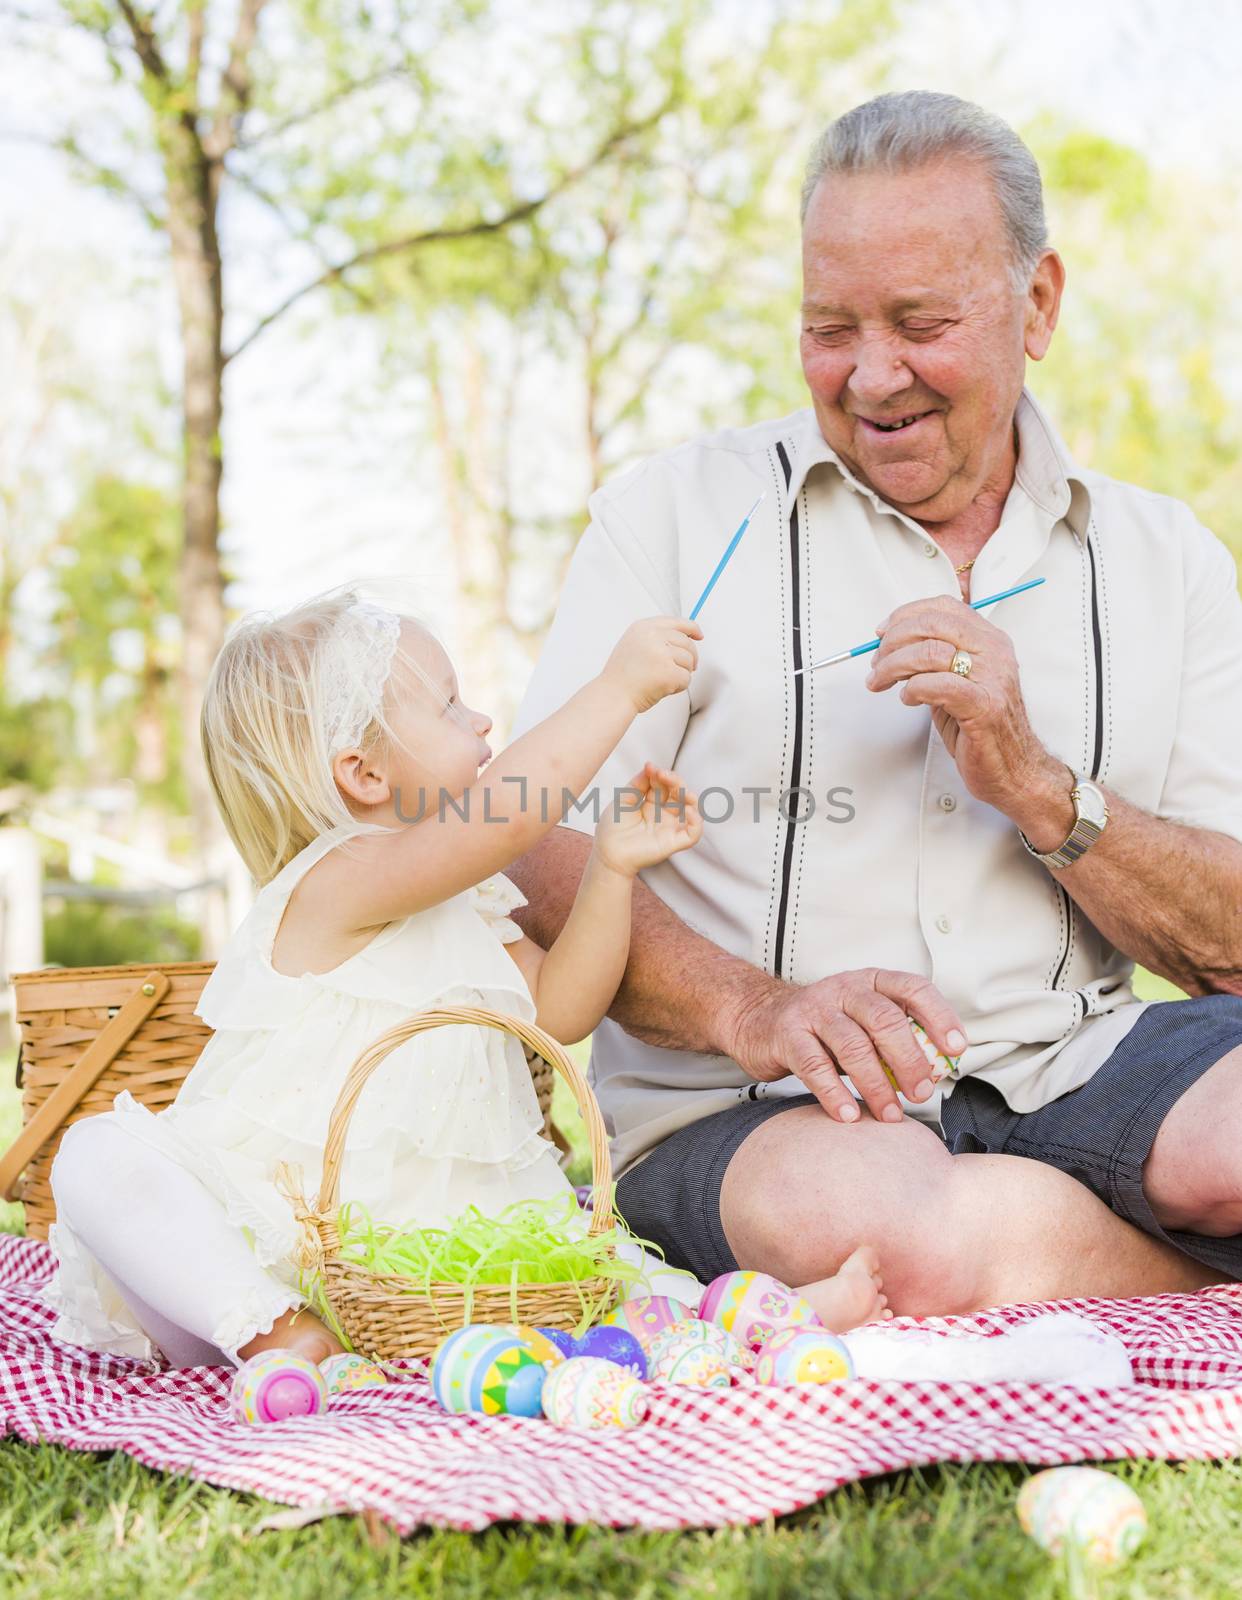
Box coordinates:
[1,963,561,1240]
[280,1005,616,1361]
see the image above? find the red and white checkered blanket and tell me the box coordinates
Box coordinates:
[4,1234,1242,1532]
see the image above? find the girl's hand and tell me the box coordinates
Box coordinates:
[601,617,703,714]
[595,763,702,876]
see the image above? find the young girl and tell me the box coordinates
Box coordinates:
[44,590,887,1371]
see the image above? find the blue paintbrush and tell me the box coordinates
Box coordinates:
[793,576,1046,675]
[689,493,766,621]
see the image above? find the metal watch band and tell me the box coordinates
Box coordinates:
[1020,774,1108,870]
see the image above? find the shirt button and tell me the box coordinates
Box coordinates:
[923,543,938,558]
[938,794,957,812]
[935,914,952,934]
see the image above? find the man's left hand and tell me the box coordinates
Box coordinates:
[865,595,1068,826]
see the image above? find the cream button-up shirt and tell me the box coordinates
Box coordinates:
[512,388,1242,1177]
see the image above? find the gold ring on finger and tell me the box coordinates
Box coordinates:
[950,648,973,678]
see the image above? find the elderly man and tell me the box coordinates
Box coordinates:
[508,90,1242,1314]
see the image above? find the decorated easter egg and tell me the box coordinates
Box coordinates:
[698,1271,823,1350]
[1016,1468,1147,1567]
[646,1317,754,1370]
[319,1353,388,1394]
[430,1324,548,1418]
[572,1325,648,1378]
[877,1017,960,1092]
[230,1351,329,1424]
[508,1325,569,1368]
[648,1328,731,1388]
[534,1326,577,1360]
[753,1326,855,1386]
[541,1356,649,1430]
[644,1317,716,1368]
[720,1328,758,1370]
[601,1294,697,1353]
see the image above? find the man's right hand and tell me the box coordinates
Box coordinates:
[602,616,703,713]
[722,969,968,1125]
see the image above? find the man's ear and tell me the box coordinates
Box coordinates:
[333,747,391,807]
[1024,248,1065,361]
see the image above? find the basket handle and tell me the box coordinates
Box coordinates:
[0,970,170,1202]
[316,1005,614,1236]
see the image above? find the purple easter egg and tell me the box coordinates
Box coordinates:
[572,1325,648,1379]
[535,1326,578,1360]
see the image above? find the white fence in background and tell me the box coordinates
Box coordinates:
[0,814,254,1048]
[0,827,43,1050]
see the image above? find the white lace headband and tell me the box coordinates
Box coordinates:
[319,601,403,755]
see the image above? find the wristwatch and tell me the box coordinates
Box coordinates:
[1020,770,1109,869]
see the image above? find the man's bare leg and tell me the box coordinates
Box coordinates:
[721,1105,1216,1316]
[1143,1042,1242,1235]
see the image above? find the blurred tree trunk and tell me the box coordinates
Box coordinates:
[114,0,260,853]
[163,104,228,844]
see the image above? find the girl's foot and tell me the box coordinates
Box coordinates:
[237,1306,345,1366]
[798,1245,892,1333]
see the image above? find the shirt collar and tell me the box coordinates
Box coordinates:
[784,386,1093,541]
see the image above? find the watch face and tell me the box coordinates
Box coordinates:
[1073,780,1108,827]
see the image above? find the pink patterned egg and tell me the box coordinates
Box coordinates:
[541,1356,648,1430]
[753,1327,854,1387]
[230,1351,328,1424]
[601,1294,698,1354]
[698,1271,823,1349]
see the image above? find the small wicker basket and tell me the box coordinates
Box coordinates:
[281,1004,616,1361]
[3,963,215,1239]
[3,964,562,1240]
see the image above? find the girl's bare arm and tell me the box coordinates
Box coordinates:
[336,618,700,926]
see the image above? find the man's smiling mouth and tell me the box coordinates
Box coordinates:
[859,410,935,432]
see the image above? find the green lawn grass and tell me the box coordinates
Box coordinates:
[4,976,1242,1598]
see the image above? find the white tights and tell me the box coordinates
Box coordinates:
[49,1118,705,1370]
[49,1117,302,1368]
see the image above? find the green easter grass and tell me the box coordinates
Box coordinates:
[5,977,1242,1598]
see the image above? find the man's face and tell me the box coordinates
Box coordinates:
[799,157,1056,523]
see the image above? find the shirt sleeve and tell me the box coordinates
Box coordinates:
[1157,514,1242,844]
[510,482,691,839]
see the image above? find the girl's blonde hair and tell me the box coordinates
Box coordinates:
[201,587,430,884]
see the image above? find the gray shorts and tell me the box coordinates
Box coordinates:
[613,994,1242,1285]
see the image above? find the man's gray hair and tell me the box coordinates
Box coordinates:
[801,91,1048,291]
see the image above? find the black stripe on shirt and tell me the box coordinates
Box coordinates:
[772,441,804,980]
[1087,529,1105,780]
[1050,525,1105,993]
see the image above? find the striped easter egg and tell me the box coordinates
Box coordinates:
[431,1325,546,1417]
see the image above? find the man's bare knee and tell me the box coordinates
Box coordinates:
[719,1106,982,1314]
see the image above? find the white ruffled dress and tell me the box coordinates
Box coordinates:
[43,824,573,1358]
